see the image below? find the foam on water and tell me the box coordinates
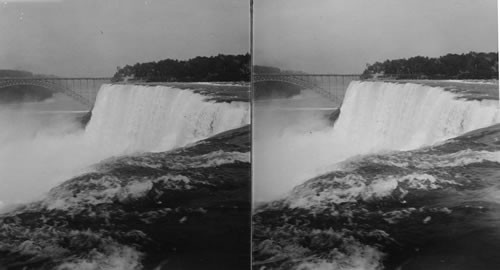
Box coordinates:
[86,84,249,154]
[56,244,142,270]
[255,81,500,202]
[0,84,249,208]
[294,243,383,270]
[333,81,500,151]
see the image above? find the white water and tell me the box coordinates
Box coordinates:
[254,81,500,202]
[334,81,499,151]
[0,84,249,209]
[86,84,249,154]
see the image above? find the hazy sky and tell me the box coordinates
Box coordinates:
[254,0,498,73]
[0,0,249,77]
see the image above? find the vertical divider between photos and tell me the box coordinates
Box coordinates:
[249,0,255,269]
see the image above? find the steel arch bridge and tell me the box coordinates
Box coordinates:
[253,73,360,104]
[0,77,111,109]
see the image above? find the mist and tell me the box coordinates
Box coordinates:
[0,84,250,211]
[253,90,345,202]
[0,104,105,209]
[253,82,500,202]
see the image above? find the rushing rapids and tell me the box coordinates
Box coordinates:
[85,84,249,154]
[0,84,249,206]
[332,81,499,152]
[253,81,500,270]
[0,83,250,269]
[254,81,500,202]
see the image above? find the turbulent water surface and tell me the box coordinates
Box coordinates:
[253,80,500,270]
[0,83,250,269]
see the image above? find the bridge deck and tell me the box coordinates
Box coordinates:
[0,77,112,109]
[253,74,361,104]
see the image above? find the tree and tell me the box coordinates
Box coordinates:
[113,54,251,82]
[362,52,498,79]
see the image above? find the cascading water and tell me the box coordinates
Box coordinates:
[332,81,500,152]
[254,80,500,270]
[254,81,500,201]
[0,84,249,208]
[85,84,250,154]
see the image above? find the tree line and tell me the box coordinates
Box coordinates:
[362,52,498,79]
[112,54,250,82]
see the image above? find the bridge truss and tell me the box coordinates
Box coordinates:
[0,77,111,109]
[253,73,360,104]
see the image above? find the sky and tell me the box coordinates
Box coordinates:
[254,0,498,74]
[0,0,249,77]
